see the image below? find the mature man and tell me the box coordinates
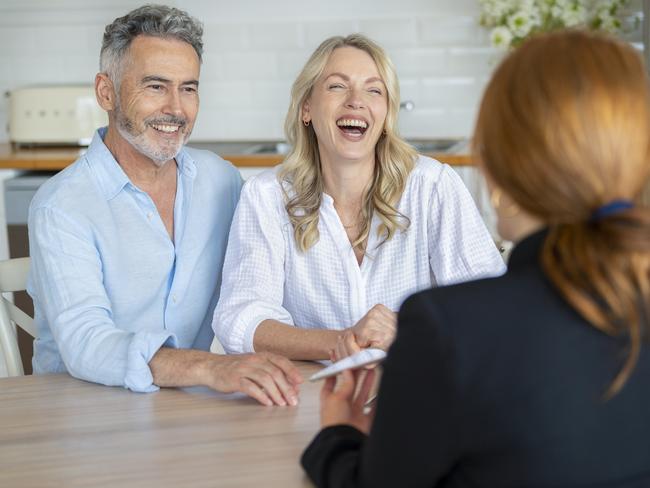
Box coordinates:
[27,5,301,406]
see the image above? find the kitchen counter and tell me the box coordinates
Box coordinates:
[0,141,473,170]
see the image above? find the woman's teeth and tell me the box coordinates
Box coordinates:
[336,119,368,129]
[336,119,368,135]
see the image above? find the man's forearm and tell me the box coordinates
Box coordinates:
[148,346,304,406]
[149,347,212,387]
[254,320,343,360]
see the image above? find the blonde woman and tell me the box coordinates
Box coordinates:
[213,34,504,359]
[303,31,650,486]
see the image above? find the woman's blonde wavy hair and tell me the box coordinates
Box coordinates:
[279,34,417,253]
[473,30,650,398]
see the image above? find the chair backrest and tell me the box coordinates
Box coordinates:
[0,257,35,376]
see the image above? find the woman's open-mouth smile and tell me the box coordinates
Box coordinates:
[336,117,368,141]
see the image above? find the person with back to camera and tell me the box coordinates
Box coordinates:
[301,30,650,487]
[212,34,505,360]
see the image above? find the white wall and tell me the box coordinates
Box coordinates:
[0,0,496,143]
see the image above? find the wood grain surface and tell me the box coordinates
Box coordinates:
[0,361,324,488]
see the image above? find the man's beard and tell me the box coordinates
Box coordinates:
[114,104,190,167]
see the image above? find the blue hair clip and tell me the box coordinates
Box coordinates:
[590,200,634,222]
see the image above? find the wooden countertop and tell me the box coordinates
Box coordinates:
[0,142,473,170]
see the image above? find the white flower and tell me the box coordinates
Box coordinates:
[490,25,514,49]
[538,0,556,15]
[560,1,587,26]
[479,0,628,49]
[507,10,535,37]
[480,0,511,25]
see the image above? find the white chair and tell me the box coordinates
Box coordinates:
[0,257,35,376]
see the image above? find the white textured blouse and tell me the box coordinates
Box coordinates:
[213,156,506,354]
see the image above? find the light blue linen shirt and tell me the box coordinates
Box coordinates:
[27,128,242,392]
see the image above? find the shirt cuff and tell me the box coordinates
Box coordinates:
[124,332,178,393]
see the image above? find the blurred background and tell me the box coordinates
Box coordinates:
[0,0,645,376]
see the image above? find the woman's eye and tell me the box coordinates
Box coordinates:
[369,88,383,95]
[328,83,345,90]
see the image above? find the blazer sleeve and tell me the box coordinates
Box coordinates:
[301,290,462,487]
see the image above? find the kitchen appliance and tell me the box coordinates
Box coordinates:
[8,85,107,146]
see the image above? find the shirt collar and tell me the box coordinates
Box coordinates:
[86,127,197,200]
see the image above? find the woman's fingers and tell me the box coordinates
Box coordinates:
[353,369,376,411]
[333,369,357,398]
[320,375,337,402]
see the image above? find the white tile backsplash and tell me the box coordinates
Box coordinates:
[420,77,481,110]
[358,18,419,48]
[199,81,253,109]
[202,24,249,51]
[251,81,292,110]
[0,0,496,142]
[303,20,360,50]
[390,48,448,77]
[417,16,483,46]
[218,51,279,80]
[246,22,302,50]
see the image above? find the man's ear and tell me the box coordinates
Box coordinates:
[95,73,116,111]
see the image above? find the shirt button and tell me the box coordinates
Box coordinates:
[171,294,177,304]
[146,212,153,220]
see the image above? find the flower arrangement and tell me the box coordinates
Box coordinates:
[479,0,633,49]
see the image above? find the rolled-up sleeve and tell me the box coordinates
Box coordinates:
[212,177,293,354]
[29,206,176,392]
[428,166,506,286]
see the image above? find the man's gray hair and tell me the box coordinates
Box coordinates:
[100,4,203,87]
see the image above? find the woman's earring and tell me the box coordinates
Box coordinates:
[303,119,310,127]
[490,188,519,218]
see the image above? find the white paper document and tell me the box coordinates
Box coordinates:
[309,348,387,382]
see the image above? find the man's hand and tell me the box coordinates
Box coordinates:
[150,348,303,406]
[205,352,303,407]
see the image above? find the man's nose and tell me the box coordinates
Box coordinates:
[163,89,184,116]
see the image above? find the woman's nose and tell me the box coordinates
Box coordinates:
[345,89,364,109]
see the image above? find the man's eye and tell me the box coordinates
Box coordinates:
[148,84,163,90]
[183,86,198,93]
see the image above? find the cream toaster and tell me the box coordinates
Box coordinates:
[8,85,108,146]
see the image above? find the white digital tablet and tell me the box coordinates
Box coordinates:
[309,348,387,382]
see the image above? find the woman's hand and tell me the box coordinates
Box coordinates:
[331,304,396,361]
[320,368,377,434]
[352,304,397,349]
[332,304,397,361]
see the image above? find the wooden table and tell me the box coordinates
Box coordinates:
[0,361,324,487]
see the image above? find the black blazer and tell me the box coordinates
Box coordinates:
[302,230,650,487]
